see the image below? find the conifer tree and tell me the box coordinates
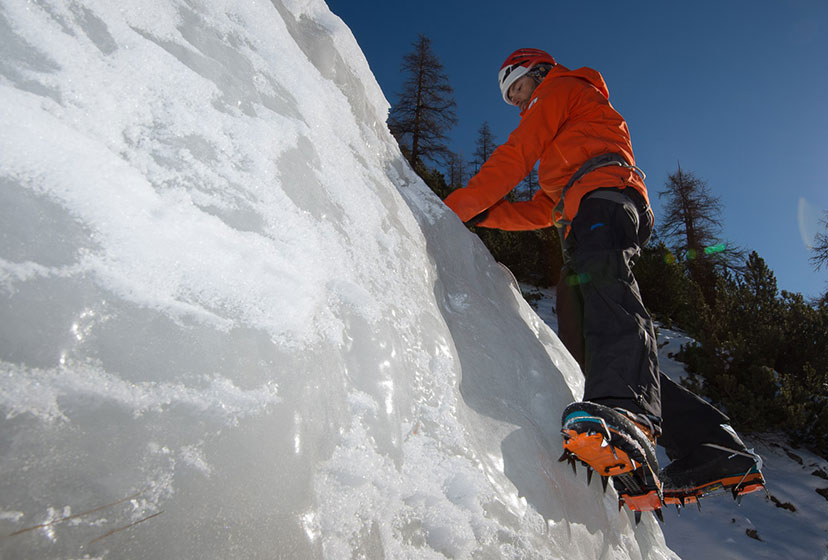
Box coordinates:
[635,240,707,332]
[658,166,727,259]
[517,167,539,201]
[733,252,783,363]
[388,35,457,168]
[809,212,828,299]
[471,121,497,174]
[658,165,742,304]
[446,152,467,191]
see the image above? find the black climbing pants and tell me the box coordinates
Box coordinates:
[556,187,740,460]
[560,187,660,419]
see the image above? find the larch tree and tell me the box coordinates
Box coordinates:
[446,151,468,191]
[517,167,539,201]
[658,165,743,303]
[809,211,828,270]
[470,121,497,174]
[809,211,828,302]
[387,35,457,169]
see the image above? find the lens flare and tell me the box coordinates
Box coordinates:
[663,243,726,263]
[704,243,726,255]
[566,272,592,286]
[798,197,821,249]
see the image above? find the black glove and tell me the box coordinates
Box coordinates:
[465,210,489,227]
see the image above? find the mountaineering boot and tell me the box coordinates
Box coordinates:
[561,402,664,515]
[560,402,659,476]
[660,431,766,506]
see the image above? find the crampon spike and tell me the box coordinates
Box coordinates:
[634,511,642,525]
[587,468,594,486]
[654,508,664,523]
[558,450,570,463]
[601,476,609,493]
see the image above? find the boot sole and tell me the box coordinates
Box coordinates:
[663,470,766,505]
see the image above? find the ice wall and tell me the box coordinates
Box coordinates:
[0,1,677,558]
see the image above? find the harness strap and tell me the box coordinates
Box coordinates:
[553,153,646,229]
[555,153,646,262]
[586,190,635,206]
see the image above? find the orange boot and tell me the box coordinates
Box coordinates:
[561,401,664,519]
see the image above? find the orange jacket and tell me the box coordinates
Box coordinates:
[444,65,649,232]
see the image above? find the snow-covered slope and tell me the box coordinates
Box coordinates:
[531,288,828,559]
[0,1,678,558]
[657,329,828,560]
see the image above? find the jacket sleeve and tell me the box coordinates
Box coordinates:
[474,189,557,230]
[443,87,569,223]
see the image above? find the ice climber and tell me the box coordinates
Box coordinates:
[443,48,766,517]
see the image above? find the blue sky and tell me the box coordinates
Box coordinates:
[327,0,828,299]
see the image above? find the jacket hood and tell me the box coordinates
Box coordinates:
[542,64,610,99]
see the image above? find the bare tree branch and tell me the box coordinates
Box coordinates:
[809,211,828,271]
